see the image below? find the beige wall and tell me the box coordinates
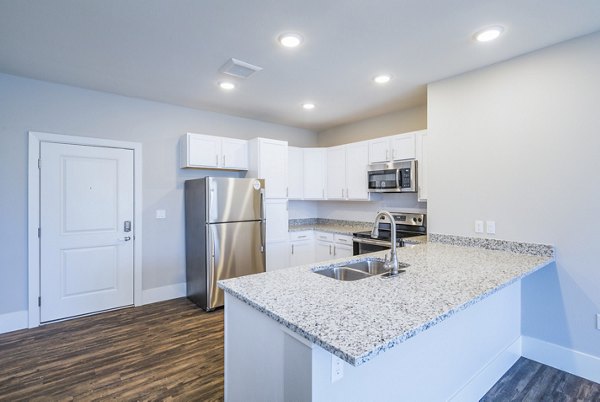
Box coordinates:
[0,73,317,315]
[427,32,600,358]
[317,105,427,146]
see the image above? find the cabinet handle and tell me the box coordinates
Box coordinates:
[298,235,307,239]
[286,187,289,198]
[223,154,226,166]
[341,188,344,198]
[291,244,294,255]
[216,154,219,166]
[322,188,325,198]
[333,245,336,255]
[329,244,332,255]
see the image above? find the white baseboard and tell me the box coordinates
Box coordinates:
[142,282,186,305]
[522,336,600,384]
[0,310,29,335]
[450,337,522,401]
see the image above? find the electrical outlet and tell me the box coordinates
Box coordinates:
[475,220,484,233]
[155,209,166,219]
[486,220,496,234]
[331,355,344,383]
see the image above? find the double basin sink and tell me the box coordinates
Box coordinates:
[313,258,410,281]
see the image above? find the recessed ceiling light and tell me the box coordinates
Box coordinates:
[373,74,391,84]
[279,33,303,48]
[474,26,504,42]
[219,81,235,90]
[302,103,315,110]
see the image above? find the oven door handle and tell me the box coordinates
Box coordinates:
[352,237,394,247]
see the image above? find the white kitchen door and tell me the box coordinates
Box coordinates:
[40,142,134,322]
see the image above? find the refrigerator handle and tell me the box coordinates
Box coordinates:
[259,189,266,253]
[208,228,215,292]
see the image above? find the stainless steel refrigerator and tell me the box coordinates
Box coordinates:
[184,177,266,311]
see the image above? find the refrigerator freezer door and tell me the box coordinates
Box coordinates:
[207,177,264,223]
[207,221,265,309]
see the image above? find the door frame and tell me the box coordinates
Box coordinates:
[28,131,143,328]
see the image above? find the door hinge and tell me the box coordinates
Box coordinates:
[38,296,41,307]
[38,158,41,169]
[37,227,41,238]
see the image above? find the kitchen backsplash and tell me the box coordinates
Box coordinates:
[288,194,426,222]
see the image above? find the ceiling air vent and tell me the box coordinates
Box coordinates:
[219,58,263,79]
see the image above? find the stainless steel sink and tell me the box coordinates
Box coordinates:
[313,267,371,281]
[313,258,410,281]
[342,259,389,275]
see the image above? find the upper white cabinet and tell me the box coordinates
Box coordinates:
[345,142,370,200]
[180,133,248,170]
[287,147,326,200]
[368,132,417,164]
[326,142,370,201]
[248,138,288,199]
[416,130,429,202]
[288,147,303,200]
[303,148,326,200]
[326,146,346,200]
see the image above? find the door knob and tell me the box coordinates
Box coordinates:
[123,236,131,241]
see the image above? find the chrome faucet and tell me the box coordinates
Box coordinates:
[371,210,400,276]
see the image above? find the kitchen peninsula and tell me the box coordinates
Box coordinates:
[219,236,554,401]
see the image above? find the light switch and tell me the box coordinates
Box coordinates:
[156,209,166,219]
[486,221,496,234]
[475,220,484,233]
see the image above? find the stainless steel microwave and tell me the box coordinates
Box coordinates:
[367,160,417,193]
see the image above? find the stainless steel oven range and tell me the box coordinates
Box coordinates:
[353,212,426,255]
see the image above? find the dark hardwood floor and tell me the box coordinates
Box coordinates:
[2,299,599,401]
[481,357,600,402]
[0,298,224,401]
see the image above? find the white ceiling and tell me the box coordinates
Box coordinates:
[1,1,600,131]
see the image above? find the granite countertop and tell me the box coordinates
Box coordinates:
[219,237,554,367]
[288,219,372,236]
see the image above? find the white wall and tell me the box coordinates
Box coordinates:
[317,105,427,147]
[0,73,317,316]
[427,32,600,358]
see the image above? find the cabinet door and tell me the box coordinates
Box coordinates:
[303,148,326,199]
[288,147,304,199]
[188,134,221,167]
[290,240,315,267]
[315,241,333,262]
[260,139,288,199]
[391,133,416,161]
[265,199,288,243]
[368,138,390,163]
[326,146,346,199]
[334,243,353,259]
[266,241,290,271]
[221,138,248,170]
[416,130,428,202]
[345,142,370,200]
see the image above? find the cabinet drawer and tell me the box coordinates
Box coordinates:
[315,232,334,242]
[334,234,353,245]
[289,230,314,241]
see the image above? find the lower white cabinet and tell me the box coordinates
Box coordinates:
[289,230,315,266]
[314,232,354,262]
[282,230,356,269]
[315,240,334,261]
[266,241,290,272]
[290,240,315,266]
